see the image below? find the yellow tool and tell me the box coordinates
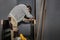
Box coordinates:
[20,34,27,40]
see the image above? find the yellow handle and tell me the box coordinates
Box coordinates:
[20,34,27,40]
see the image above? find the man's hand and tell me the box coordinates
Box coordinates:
[23,18,36,24]
[34,19,36,24]
[23,18,34,21]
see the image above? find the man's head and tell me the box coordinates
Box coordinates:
[26,4,32,13]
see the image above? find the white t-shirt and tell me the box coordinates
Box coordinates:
[8,4,33,23]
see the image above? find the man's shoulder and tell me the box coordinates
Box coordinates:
[13,4,26,9]
[17,4,26,7]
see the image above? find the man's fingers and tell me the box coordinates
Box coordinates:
[34,20,36,24]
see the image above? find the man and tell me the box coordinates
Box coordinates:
[8,4,35,31]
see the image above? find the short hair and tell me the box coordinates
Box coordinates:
[26,4,32,13]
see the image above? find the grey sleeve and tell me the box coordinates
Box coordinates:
[23,5,33,18]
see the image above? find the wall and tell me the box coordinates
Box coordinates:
[36,0,60,40]
[42,0,60,40]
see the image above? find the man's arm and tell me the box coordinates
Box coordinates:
[23,5,34,18]
[22,5,36,24]
[23,18,33,21]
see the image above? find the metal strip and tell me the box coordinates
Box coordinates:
[36,0,44,40]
